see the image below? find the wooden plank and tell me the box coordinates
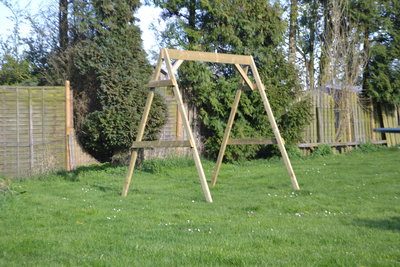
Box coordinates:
[165,49,253,65]
[211,88,242,187]
[65,80,71,171]
[0,86,64,90]
[317,107,323,142]
[122,89,155,197]
[164,49,213,203]
[29,88,34,175]
[176,102,182,140]
[122,50,164,196]
[16,88,20,176]
[227,138,277,145]
[147,79,175,88]
[381,104,392,146]
[131,140,192,148]
[234,64,256,91]
[250,57,300,190]
[172,59,184,72]
[211,66,250,186]
[297,140,387,148]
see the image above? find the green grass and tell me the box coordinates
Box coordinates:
[1,148,400,266]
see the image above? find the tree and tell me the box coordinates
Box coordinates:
[362,0,400,106]
[298,0,321,90]
[0,52,34,85]
[67,0,168,161]
[0,0,37,85]
[152,0,310,160]
[24,0,167,161]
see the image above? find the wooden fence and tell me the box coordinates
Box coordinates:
[300,89,400,152]
[0,84,97,178]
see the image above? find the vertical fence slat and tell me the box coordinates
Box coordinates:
[29,88,34,176]
[16,88,20,177]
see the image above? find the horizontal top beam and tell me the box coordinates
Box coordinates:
[164,49,253,65]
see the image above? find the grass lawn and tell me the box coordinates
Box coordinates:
[1,148,399,266]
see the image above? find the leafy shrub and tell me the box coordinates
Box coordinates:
[70,1,168,161]
[286,144,303,159]
[357,142,380,153]
[313,144,332,157]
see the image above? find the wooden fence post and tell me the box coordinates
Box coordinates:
[29,88,34,175]
[65,80,72,171]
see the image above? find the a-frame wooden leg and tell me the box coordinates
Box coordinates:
[211,88,242,186]
[250,59,300,190]
[122,89,155,196]
[212,66,249,186]
[122,53,164,197]
[163,49,213,202]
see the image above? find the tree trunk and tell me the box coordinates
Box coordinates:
[187,0,196,49]
[319,0,331,87]
[308,0,318,90]
[59,0,68,51]
[289,0,298,65]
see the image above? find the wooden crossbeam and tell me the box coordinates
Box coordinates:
[234,64,256,91]
[147,79,175,88]
[227,138,277,145]
[172,60,184,72]
[165,49,253,65]
[131,140,192,148]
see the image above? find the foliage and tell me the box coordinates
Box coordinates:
[361,0,400,105]
[285,144,303,159]
[153,0,310,161]
[1,149,399,265]
[48,0,168,161]
[0,52,36,85]
[1,1,168,161]
[312,144,332,157]
[355,142,380,153]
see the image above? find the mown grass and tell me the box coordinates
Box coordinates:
[1,147,399,266]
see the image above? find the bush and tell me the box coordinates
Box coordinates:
[312,144,332,157]
[286,144,303,159]
[357,142,380,153]
[70,1,168,161]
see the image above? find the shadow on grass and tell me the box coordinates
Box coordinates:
[354,217,400,232]
[90,183,115,192]
[56,163,114,182]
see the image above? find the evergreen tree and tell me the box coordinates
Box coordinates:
[152,0,310,160]
[69,0,167,161]
[361,0,400,106]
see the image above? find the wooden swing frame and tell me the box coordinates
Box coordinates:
[121,49,300,203]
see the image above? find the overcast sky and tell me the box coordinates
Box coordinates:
[0,0,163,60]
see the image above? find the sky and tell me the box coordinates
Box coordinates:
[0,0,163,60]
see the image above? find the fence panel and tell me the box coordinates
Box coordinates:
[300,89,398,150]
[0,85,98,178]
[0,86,66,177]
